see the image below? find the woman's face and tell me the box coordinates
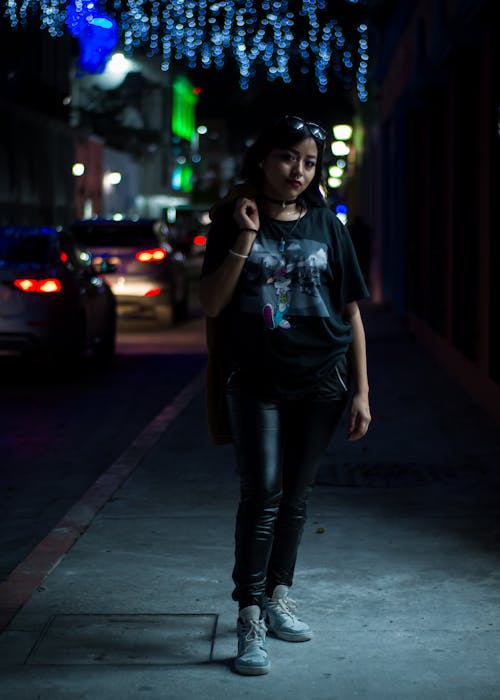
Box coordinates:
[260,137,319,200]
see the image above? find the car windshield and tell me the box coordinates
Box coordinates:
[72,224,159,248]
[0,227,58,267]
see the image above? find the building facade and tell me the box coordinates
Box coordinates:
[0,23,75,225]
[363,0,498,421]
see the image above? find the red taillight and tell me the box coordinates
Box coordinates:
[38,279,62,293]
[144,287,161,297]
[60,251,68,263]
[193,235,207,246]
[14,278,62,293]
[14,279,37,292]
[135,248,167,262]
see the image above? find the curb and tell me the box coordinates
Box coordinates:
[0,369,206,633]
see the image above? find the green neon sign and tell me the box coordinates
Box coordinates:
[172,76,199,141]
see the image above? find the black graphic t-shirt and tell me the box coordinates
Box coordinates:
[202,204,369,398]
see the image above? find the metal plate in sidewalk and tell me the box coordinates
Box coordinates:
[26,614,218,666]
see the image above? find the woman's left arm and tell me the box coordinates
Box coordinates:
[343,301,371,440]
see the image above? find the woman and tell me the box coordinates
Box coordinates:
[199,115,371,675]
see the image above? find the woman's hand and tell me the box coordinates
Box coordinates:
[199,196,260,318]
[234,197,260,232]
[347,392,371,441]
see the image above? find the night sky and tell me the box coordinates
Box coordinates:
[189,60,357,148]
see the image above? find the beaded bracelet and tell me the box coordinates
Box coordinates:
[229,249,249,259]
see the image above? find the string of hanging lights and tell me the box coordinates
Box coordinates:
[3,0,369,100]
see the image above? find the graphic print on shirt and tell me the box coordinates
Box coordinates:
[240,238,330,327]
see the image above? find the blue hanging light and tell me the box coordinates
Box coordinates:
[66,1,119,74]
[3,0,369,99]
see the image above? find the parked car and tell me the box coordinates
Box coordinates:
[69,218,189,323]
[0,225,116,363]
[168,207,209,259]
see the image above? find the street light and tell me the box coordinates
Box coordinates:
[103,171,122,186]
[328,166,343,178]
[108,52,130,75]
[333,124,353,140]
[331,141,350,157]
[328,177,342,188]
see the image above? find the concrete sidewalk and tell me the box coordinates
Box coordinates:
[1,304,499,699]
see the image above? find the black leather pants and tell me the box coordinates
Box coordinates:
[226,380,347,611]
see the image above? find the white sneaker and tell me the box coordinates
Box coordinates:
[264,585,313,642]
[234,605,270,675]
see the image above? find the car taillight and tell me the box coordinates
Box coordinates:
[135,248,166,262]
[193,234,207,246]
[14,278,62,293]
[144,288,161,297]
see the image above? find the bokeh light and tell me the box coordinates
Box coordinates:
[4,0,369,99]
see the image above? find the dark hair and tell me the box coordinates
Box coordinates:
[240,116,327,208]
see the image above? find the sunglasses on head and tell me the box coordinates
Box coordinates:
[283,115,327,141]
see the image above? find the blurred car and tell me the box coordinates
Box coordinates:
[69,218,189,323]
[0,225,117,363]
[169,207,209,259]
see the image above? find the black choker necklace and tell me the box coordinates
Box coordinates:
[260,194,298,208]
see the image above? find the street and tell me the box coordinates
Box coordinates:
[0,303,499,699]
[0,308,208,584]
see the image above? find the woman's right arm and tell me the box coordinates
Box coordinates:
[199,197,260,318]
[199,229,257,317]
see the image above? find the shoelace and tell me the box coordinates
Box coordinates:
[243,618,265,642]
[270,596,298,619]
